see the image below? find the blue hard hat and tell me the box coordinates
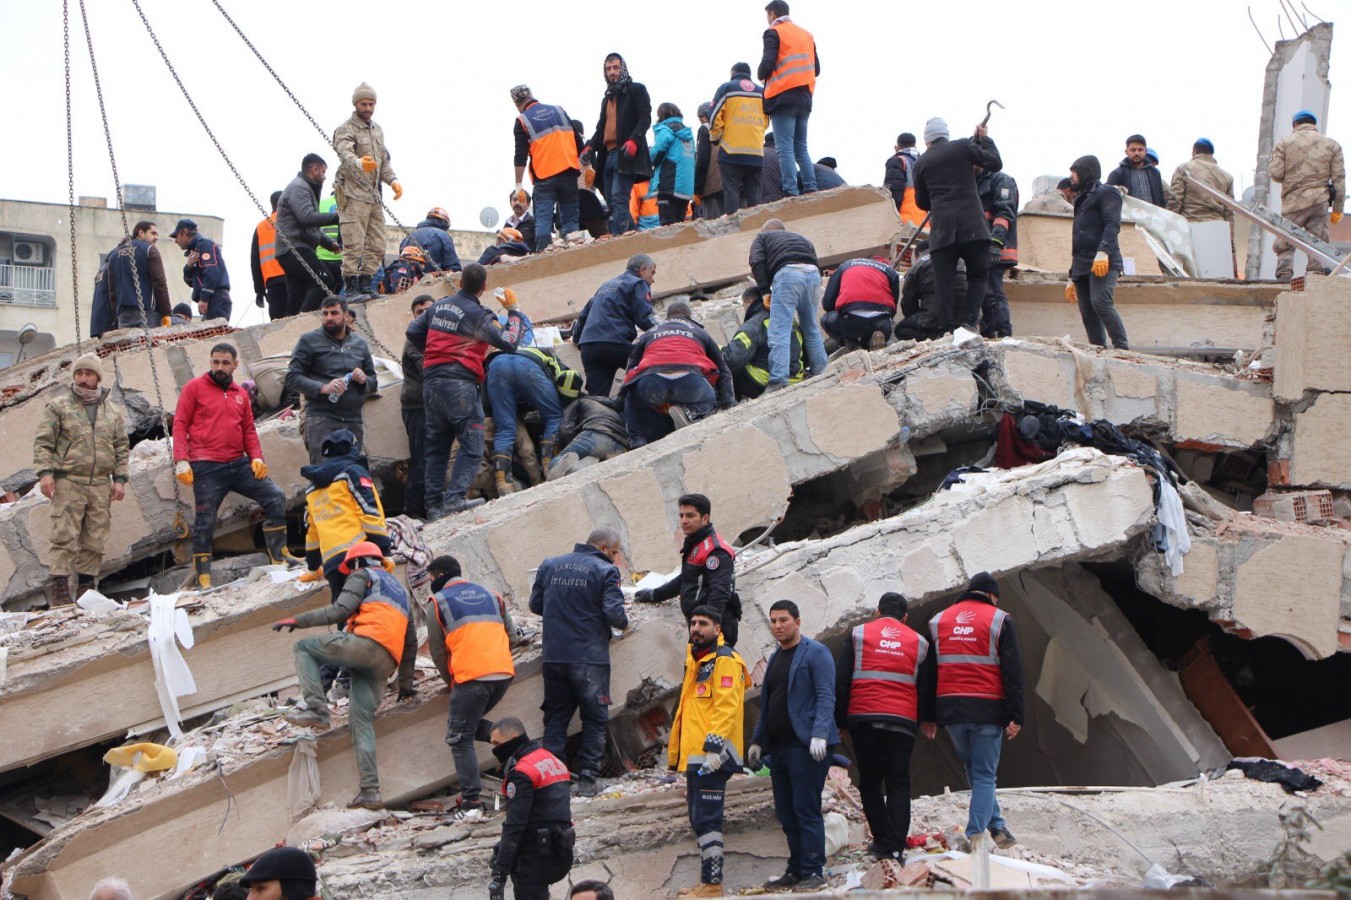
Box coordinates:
[1194,137,1214,152]
[1145,148,1159,163]
[1293,109,1318,125]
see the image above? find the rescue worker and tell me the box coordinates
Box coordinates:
[488,717,576,900]
[1271,110,1346,282]
[1105,134,1168,207]
[512,85,585,251]
[759,0,821,198]
[32,354,129,606]
[1167,139,1235,225]
[1067,155,1129,349]
[635,493,742,646]
[401,294,435,519]
[250,191,290,321]
[405,263,527,520]
[710,63,766,215]
[107,221,173,329]
[237,846,319,900]
[277,153,343,317]
[286,296,377,465]
[748,219,827,391]
[820,257,900,351]
[913,118,1002,333]
[400,207,462,273]
[894,242,957,342]
[884,133,923,226]
[171,219,232,322]
[723,286,802,400]
[273,541,415,810]
[693,101,724,219]
[173,343,298,590]
[572,254,659,397]
[89,250,116,338]
[504,190,538,252]
[584,53,653,235]
[667,606,749,898]
[298,428,390,600]
[479,226,532,267]
[921,572,1024,851]
[485,320,575,494]
[977,167,1019,338]
[620,300,735,447]
[548,393,629,479]
[333,82,403,301]
[529,527,629,798]
[424,555,515,817]
[834,592,932,863]
[377,245,427,295]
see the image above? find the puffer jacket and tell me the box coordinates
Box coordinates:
[277,171,339,255]
[1168,155,1234,222]
[1270,123,1346,214]
[649,117,695,200]
[32,387,130,485]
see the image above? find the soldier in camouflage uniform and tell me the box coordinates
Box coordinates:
[1271,110,1346,282]
[333,82,403,301]
[32,354,130,606]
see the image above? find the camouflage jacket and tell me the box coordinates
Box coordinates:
[32,387,130,485]
[332,112,398,198]
[1168,155,1234,223]
[1270,123,1346,214]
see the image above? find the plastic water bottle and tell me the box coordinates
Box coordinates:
[327,372,354,403]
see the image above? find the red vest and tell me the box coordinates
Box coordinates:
[837,259,897,313]
[687,533,735,567]
[930,600,1007,701]
[847,618,927,724]
[623,321,719,385]
[501,747,571,796]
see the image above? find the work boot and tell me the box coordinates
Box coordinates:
[284,708,332,729]
[493,455,517,496]
[443,497,486,515]
[75,574,97,599]
[349,789,384,810]
[576,774,599,798]
[868,328,889,351]
[763,871,802,890]
[763,382,787,395]
[669,404,693,430]
[792,874,826,892]
[989,825,1017,849]
[49,574,72,607]
[341,275,362,300]
[263,524,303,567]
[363,275,380,301]
[454,798,485,821]
[678,884,724,897]
[193,553,213,591]
[539,439,557,475]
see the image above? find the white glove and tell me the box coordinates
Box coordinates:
[810,737,827,761]
[746,744,762,769]
[701,752,723,773]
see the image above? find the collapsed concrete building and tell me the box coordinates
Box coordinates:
[1,182,1350,900]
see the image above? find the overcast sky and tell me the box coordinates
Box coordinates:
[0,0,1342,328]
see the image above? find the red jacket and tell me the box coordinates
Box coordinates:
[172,373,262,463]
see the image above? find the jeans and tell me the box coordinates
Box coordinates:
[533,174,580,252]
[1073,270,1128,349]
[280,246,330,317]
[604,154,637,235]
[303,414,365,466]
[485,356,563,456]
[947,722,1007,838]
[623,372,717,447]
[930,241,990,329]
[447,677,512,801]
[423,378,485,507]
[294,632,396,791]
[851,725,915,855]
[821,310,891,349]
[982,266,1013,337]
[201,290,232,322]
[768,740,830,877]
[116,307,156,329]
[189,457,287,555]
[548,431,627,479]
[579,341,633,398]
[687,768,733,884]
[720,162,763,214]
[401,407,427,517]
[770,110,816,196]
[768,265,827,385]
[541,662,611,778]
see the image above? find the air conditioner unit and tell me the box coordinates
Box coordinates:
[12,242,46,265]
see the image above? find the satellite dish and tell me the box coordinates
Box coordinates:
[480,207,500,230]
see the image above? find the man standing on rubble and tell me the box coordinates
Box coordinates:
[512,85,585,251]
[759,0,821,198]
[976,166,1019,338]
[273,541,416,810]
[1067,155,1129,349]
[489,716,576,900]
[572,254,660,397]
[584,53,653,235]
[249,191,289,320]
[748,599,837,893]
[107,221,174,329]
[635,494,742,646]
[748,219,828,392]
[286,296,377,465]
[1167,139,1235,226]
[277,153,343,317]
[819,256,900,351]
[171,219,232,322]
[173,343,298,591]
[333,82,403,301]
[530,527,629,798]
[400,294,434,519]
[32,353,129,607]
[1270,111,1346,282]
[835,592,932,863]
[921,572,1024,851]
[1106,135,1167,207]
[709,63,766,215]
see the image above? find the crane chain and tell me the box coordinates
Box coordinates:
[63,0,82,347]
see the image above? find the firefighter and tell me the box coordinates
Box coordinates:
[819,257,900,351]
[488,716,575,900]
[297,429,390,600]
[377,244,428,295]
[722,286,802,400]
[634,493,742,647]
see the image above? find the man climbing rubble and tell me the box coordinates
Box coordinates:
[488,716,576,900]
[333,82,403,301]
[32,353,128,607]
[273,541,415,810]
[635,493,742,646]
[298,428,390,601]
[173,342,298,590]
[572,254,659,398]
[749,219,828,392]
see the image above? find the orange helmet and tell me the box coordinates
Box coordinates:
[425,207,450,224]
[498,227,523,243]
[400,244,428,264]
[339,541,384,575]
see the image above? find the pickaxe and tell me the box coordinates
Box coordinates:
[978,99,1006,131]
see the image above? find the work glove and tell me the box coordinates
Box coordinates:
[488,880,505,900]
[989,239,1004,263]
[272,618,299,632]
[512,188,529,206]
[809,737,828,761]
[161,316,172,328]
[360,155,378,173]
[746,744,762,769]
[583,166,596,189]
[391,182,403,200]
[633,589,657,604]
[700,752,723,774]
[1091,251,1109,278]
[699,734,727,774]
[255,293,265,309]
[175,461,194,486]
[381,557,398,573]
[1064,282,1077,303]
[1333,211,1344,225]
[622,139,638,158]
[297,569,325,584]
[494,287,519,309]
[251,459,268,480]
[693,195,702,207]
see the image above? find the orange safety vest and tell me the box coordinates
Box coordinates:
[929,600,1008,702]
[764,21,817,99]
[345,569,411,665]
[431,579,515,683]
[519,101,581,182]
[255,212,284,281]
[848,618,928,725]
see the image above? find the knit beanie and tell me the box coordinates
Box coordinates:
[968,571,999,598]
[924,117,949,143]
[73,353,104,383]
[352,82,377,104]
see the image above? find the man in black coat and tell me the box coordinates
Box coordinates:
[584,53,653,236]
[1105,134,1167,207]
[1068,155,1129,349]
[913,118,1002,333]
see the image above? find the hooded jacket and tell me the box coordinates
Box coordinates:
[1070,156,1124,279]
[649,116,695,200]
[401,219,462,273]
[277,170,339,256]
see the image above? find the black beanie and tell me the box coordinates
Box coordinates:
[968,571,999,598]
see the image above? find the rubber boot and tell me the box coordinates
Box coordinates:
[493,454,516,496]
[539,439,557,475]
[263,524,302,567]
[193,553,213,591]
[50,574,72,607]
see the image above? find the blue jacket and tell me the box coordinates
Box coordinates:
[529,543,629,665]
[751,636,839,748]
[574,270,657,346]
[401,219,463,273]
[183,234,230,301]
[649,117,695,200]
[90,252,115,338]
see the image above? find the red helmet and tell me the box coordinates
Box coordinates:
[339,541,384,575]
[425,206,450,224]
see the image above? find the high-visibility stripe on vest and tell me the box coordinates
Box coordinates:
[764,21,817,99]
[432,580,515,683]
[519,102,581,182]
[255,212,284,281]
[984,212,1019,264]
[503,747,571,795]
[317,196,342,262]
[345,569,411,664]
[848,618,927,725]
[929,600,1007,701]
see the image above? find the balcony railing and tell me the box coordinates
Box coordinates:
[0,264,57,308]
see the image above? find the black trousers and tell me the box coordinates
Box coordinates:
[264,275,290,321]
[579,341,632,398]
[929,241,990,330]
[280,246,330,317]
[851,724,915,855]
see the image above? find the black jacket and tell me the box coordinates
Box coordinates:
[650,523,737,624]
[748,229,819,293]
[895,252,958,340]
[1071,182,1124,278]
[694,124,721,198]
[1105,158,1166,207]
[883,150,915,206]
[919,591,1025,727]
[574,270,657,346]
[400,338,424,409]
[977,169,1020,265]
[492,735,573,880]
[559,395,628,448]
[277,171,339,256]
[913,136,1003,249]
[587,81,653,178]
[285,326,376,424]
[757,27,821,114]
[529,543,628,666]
